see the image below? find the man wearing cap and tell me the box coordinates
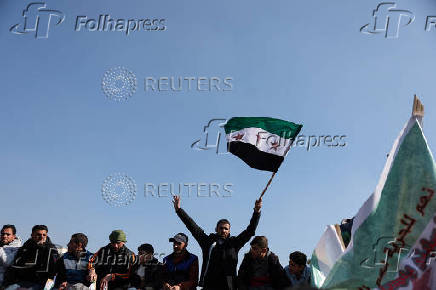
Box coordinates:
[172,196,262,290]
[162,233,198,290]
[237,236,291,290]
[88,230,136,290]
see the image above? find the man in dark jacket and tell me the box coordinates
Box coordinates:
[130,243,163,290]
[172,195,262,290]
[238,236,291,290]
[3,225,59,290]
[88,230,136,290]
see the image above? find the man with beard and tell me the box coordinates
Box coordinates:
[162,233,198,290]
[3,225,59,290]
[172,196,262,290]
[88,230,136,290]
[54,233,93,290]
[237,236,290,290]
[0,225,22,286]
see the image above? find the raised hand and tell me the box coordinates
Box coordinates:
[172,195,181,211]
[254,198,262,213]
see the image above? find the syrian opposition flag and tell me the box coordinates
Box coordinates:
[320,117,436,289]
[224,117,302,172]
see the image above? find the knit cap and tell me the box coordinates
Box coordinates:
[109,230,127,243]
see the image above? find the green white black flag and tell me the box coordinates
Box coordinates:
[224,117,302,172]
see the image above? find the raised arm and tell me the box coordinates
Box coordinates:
[173,196,208,245]
[235,198,262,249]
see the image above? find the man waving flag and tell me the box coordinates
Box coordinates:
[224,117,302,172]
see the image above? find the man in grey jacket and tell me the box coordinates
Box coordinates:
[0,225,22,286]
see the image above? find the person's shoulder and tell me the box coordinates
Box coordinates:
[7,237,22,248]
[268,251,278,258]
[163,252,173,261]
[241,252,252,261]
[21,238,35,248]
[188,252,198,260]
[267,251,280,262]
[123,246,135,255]
[93,245,108,255]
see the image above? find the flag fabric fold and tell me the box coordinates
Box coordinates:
[224,117,302,172]
[310,225,346,287]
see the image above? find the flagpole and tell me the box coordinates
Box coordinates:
[259,172,276,199]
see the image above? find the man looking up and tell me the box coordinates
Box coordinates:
[172,195,262,290]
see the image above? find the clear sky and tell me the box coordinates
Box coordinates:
[2,0,436,271]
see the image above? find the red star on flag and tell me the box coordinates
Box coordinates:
[233,133,244,140]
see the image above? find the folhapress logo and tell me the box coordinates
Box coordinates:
[10,2,65,39]
[360,2,414,38]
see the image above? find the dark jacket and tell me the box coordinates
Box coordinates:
[88,244,135,290]
[176,208,260,290]
[54,250,93,288]
[3,237,59,287]
[130,257,164,290]
[162,250,198,290]
[237,251,291,290]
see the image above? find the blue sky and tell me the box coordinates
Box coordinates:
[2,0,436,270]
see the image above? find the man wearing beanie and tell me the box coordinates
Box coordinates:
[88,230,136,290]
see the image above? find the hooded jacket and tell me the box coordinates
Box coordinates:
[3,236,59,287]
[176,208,260,290]
[0,237,22,285]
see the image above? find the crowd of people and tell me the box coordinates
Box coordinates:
[0,196,312,290]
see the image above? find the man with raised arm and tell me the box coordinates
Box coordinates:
[172,195,262,290]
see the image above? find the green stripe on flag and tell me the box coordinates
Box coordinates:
[224,117,302,138]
